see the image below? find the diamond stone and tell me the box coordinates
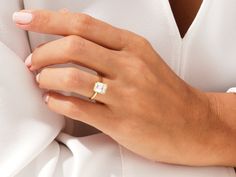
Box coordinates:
[93,82,107,94]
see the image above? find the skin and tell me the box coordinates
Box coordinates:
[13,7,236,167]
[169,0,203,37]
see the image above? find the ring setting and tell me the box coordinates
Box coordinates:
[90,77,107,100]
[94,81,108,94]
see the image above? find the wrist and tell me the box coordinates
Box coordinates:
[205,92,236,166]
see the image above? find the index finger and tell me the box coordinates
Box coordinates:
[13,10,129,50]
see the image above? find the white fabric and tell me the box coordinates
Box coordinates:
[0,0,235,176]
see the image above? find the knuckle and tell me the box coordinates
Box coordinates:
[136,36,151,48]
[64,35,85,55]
[32,11,50,28]
[113,81,138,102]
[122,86,139,101]
[124,57,147,79]
[129,35,151,50]
[116,30,128,48]
[71,13,93,34]
[133,58,147,71]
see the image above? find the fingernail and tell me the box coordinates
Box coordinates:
[13,11,33,24]
[36,73,40,83]
[227,87,236,93]
[43,94,50,104]
[25,54,32,68]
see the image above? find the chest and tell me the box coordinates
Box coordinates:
[169,0,203,38]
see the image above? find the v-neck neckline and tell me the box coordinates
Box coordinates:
[166,0,206,40]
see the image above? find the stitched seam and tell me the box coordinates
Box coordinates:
[161,0,183,75]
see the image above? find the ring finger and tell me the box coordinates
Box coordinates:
[36,67,112,104]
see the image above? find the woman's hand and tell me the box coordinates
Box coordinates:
[13,10,236,166]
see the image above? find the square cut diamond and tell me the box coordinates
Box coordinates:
[94,82,107,94]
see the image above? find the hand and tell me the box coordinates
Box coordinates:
[13,10,236,166]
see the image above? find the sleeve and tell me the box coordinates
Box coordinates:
[17,133,235,177]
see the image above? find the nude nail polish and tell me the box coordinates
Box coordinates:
[36,73,40,83]
[43,94,50,104]
[13,12,33,24]
[25,54,32,68]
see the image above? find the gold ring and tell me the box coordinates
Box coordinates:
[89,76,108,101]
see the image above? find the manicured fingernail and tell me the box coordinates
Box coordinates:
[227,87,236,93]
[43,94,50,104]
[25,54,32,68]
[36,73,40,83]
[13,11,33,24]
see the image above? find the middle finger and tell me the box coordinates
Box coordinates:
[27,35,118,77]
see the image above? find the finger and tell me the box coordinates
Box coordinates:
[37,67,111,103]
[44,92,113,132]
[13,10,130,50]
[26,35,117,77]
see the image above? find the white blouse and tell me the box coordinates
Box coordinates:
[0,0,236,176]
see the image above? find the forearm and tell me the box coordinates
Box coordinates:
[206,92,236,166]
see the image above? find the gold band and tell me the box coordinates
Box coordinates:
[90,92,98,100]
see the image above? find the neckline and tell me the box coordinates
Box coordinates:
[166,0,206,40]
